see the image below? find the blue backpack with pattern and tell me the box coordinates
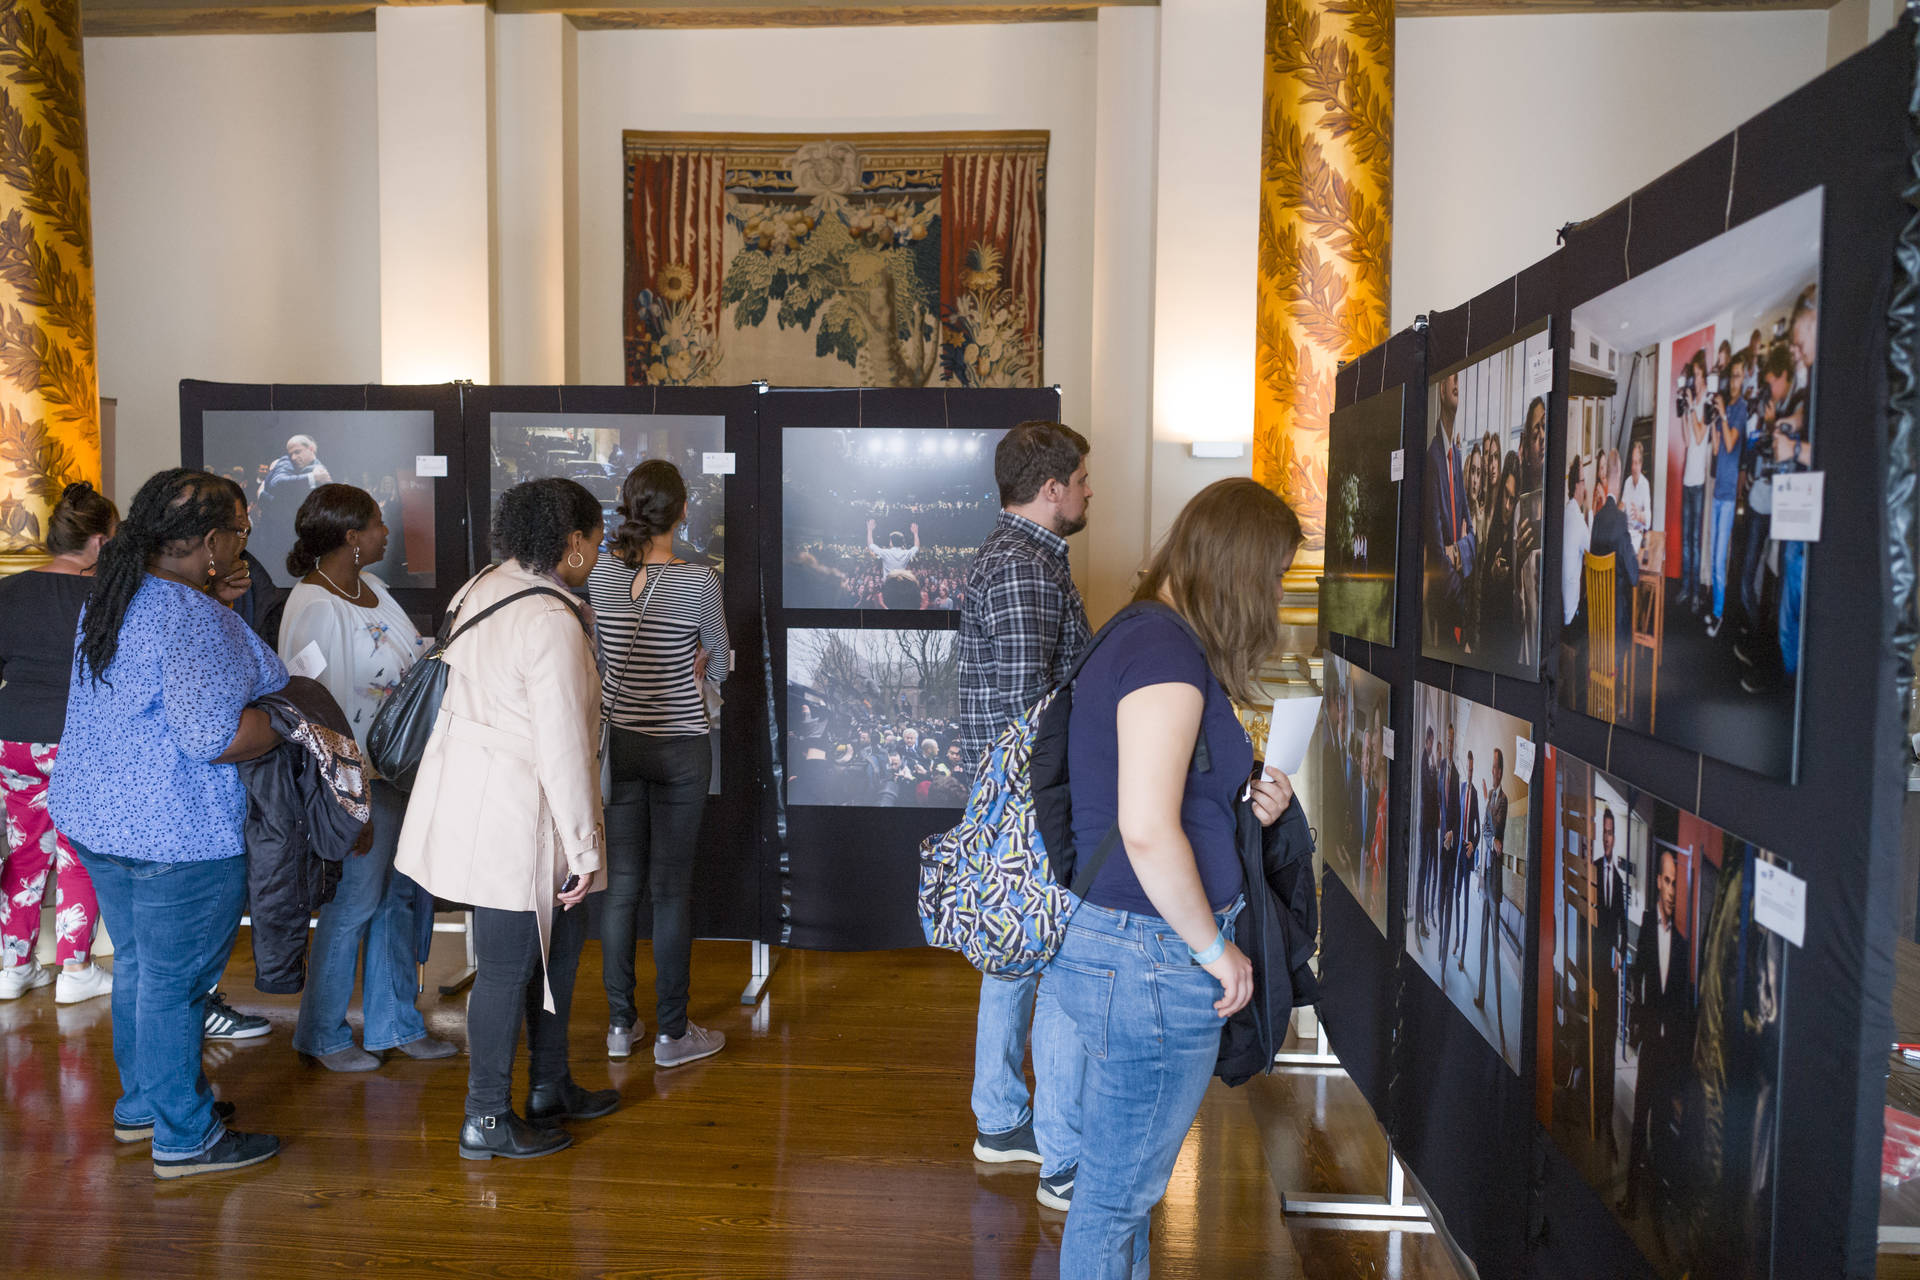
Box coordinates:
[916,603,1207,977]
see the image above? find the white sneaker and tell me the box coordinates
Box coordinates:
[654,1021,725,1068]
[55,964,113,1005]
[0,964,54,999]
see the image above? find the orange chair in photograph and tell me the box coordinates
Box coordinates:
[1584,551,1617,723]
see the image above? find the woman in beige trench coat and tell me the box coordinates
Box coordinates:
[396,477,617,1160]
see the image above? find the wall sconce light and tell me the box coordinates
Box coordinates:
[1189,441,1246,459]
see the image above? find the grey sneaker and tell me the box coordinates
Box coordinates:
[654,1021,724,1068]
[608,1022,641,1059]
[972,1121,1042,1164]
[1037,1164,1076,1211]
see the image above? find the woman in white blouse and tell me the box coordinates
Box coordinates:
[278,484,455,1071]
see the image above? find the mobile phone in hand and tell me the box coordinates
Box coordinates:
[560,873,581,894]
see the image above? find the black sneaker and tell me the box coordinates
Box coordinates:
[204,991,270,1041]
[116,1099,235,1144]
[972,1120,1041,1164]
[152,1129,279,1179]
[1037,1165,1076,1211]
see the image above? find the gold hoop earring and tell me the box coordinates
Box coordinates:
[567,551,585,569]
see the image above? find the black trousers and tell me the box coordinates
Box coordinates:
[466,899,587,1118]
[603,728,713,1039]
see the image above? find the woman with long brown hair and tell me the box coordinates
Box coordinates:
[1039,477,1306,1277]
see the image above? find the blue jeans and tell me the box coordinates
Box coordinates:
[1680,484,1704,598]
[78,845,247,1159]
[1710,496,1737,619]
[1044,898,1243,1280]
[294,781,427,1055]
[1779,540,1806,675]
[972,968,1083,1177]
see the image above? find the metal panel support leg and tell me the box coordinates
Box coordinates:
[438,910,478,997]
[1283,1151,1433,1225]
[1275,1005,1342,1067]
[741,940,775,1004]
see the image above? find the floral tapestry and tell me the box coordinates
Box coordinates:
[624,130,1047,389]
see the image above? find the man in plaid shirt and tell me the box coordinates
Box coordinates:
[958,420,1092,1212]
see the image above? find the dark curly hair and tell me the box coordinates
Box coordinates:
[492,477,603,575]
[995,420,1089,507]
[45,481,118,556]
[288,484,380,578]
[80,469,239,684]
[611,459,686,566]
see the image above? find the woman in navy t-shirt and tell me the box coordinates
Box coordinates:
[1039,477,1305,1277]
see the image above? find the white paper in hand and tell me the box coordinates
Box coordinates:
[1264,695,1323,777]
[286,640,327,681]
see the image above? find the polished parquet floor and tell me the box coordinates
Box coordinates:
[0,933,1461,1279]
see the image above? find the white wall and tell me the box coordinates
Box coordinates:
[571,23,1099,437]
[1392,11,1829,331]
[86,34,381,497]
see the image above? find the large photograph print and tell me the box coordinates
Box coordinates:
[784,427,1005,611]
[1537,747,1786,1279]
[1316,654,1391,935]
[1422,322,1551,680]
[1322,386,1404,646]
[203,409,437,591]
[1558,188,1821,780]
[786,627,965,808]
[1404,683,1531,1069]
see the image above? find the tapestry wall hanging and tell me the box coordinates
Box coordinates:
[624,130,1047,389]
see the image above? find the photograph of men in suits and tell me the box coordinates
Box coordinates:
[1621,846,1695,1239]
[1438,723,1463,968]
[1450,749,1481,972]
[1475,749,1507,1029]
[1425,371,1474,651]
[1419,724,1440,939]
[1592,806,1630,1164]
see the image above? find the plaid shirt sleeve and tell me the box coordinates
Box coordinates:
[981,555,1066,733]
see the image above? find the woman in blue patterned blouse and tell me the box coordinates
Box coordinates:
[49,468,289,1180]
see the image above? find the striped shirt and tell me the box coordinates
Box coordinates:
[586,556,730,737]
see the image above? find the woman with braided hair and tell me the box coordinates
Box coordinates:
[49,468,288,1179]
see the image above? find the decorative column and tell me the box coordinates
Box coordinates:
[1254,0,1392,622]
[0,0,97,574]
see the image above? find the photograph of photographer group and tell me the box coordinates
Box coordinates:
[1421,322,1552,680]
[1538,746,1787,1279]
[1316,653,1391,935]
[783,427,1006,611]
[202,409,438,591]
[1558,188,1821,780]
[785,627,965,809]
[1322,387,1404,647]
[1403,683,1531,1070]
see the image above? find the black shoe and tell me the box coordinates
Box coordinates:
[152,1128,279,1179]
[1037,1164,1076,1211]
[525,1080,619,1126]
[1733,640,1756,668]
[203,991,270,1041]
[458,1111,572,1160]
[116,1099,236,1144]
[1740,671,1781,695]
[972,1120,1041,1164]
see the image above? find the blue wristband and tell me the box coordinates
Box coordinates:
[1190,929,1226,966]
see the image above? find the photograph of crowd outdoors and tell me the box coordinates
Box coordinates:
[490,412,727,568]
[1539,747,1787,1279]
[202,409,438,590]
[1316,653,1391,935]
[783,427,1006,610]
[785,627,966,808]
[1323,386,1404,647]
[1558,189,1821,781]
[1422,323,1552,681]
[1403,683,1531,1070]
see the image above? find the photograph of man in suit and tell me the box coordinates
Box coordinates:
[1587,451,1640,713]
[1419,724,1440,939]
[1452,749,1481,972]
[1438,722,1463,975]
[1475,749,1507,1022]
[1621,846,1695,1238]
[1425,372,1476,650]
[1592,807,1630,1165]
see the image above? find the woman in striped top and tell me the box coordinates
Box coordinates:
[587,460,730,1070]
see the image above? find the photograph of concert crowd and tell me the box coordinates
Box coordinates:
[785,627,966,809]
[1322,386,1404,647]
[203,409,438,590]
[1558,188,1821,780]
[1538,746,1786,1279]
[1403,682,1531,1070]
[490,412,726,568]
[1315,653,1391,935]
[783,427,1006,610]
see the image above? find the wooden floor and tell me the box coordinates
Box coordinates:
[0,933,1463,1279]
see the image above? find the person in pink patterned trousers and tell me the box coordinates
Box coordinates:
[0,481,118,1003]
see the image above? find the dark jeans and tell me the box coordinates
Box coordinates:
[603,728,712,1039]
[467,899,586,1118]
[1679,484,1704,598]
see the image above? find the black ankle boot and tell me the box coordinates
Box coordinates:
[458,1111,573,1160]
[526,1079,620,1126]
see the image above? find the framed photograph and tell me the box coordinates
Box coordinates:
[1422,321,1552,680]
[783,426,1006,611]
[1404,683,1532,1070]
[1316,653,1391,935]
[1557,188,1821,781]
[1322,386,1405,647]
[1538,746,1787,1278]
[785,626,964,809]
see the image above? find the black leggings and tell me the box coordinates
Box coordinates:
[466,900,586,1118]
[602,728,712,1039]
